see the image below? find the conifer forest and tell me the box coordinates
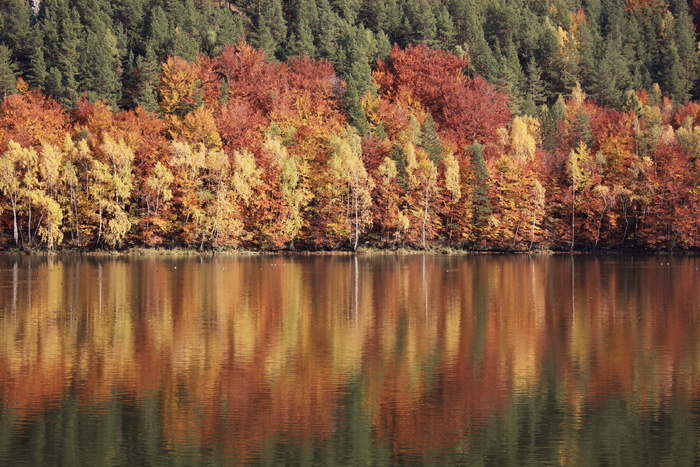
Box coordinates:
[1,0,700,251]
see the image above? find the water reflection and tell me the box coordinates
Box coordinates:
[0,255,699,465]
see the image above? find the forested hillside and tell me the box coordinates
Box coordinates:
[1,0,700,251]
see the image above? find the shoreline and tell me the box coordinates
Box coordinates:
[1,246,696,257]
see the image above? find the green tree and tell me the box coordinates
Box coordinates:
[422,114,442,164]
[78,21,122,106]
[0,45,17,100]
[133,45,160,113]
[250,0,286,60]
[470,141,492,243]
[0,0,32,74]
[25,28,47,91]
[590,32,631,108]
[285,0,318,59]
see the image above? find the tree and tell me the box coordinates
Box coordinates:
[159,56,200,117]
[328,126,374,250]
[78,26,122,107]
[133,46,160,113]
[442,149,461,245]
[0,46,17,100]
[470,142,492,245]
[92,134,135,248]
[25,28,47,91]
[250,0,287,60]
[141,161,174,244]
[566,141,591,250]
[0,141,33,245]
[0,0,32,73]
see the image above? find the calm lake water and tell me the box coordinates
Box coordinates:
[0,254,699,465]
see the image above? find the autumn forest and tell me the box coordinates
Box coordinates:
[2,0,700,251]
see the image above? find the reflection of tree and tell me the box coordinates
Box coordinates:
[1,256,700,463]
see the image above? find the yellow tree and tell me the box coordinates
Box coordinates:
[0,140,34,245]
[375,155,399,244]
[35,142,65,248]
[62,138,95,246]
[195,147,259,249]
[442,150,461,245]
[328,127,374,250]
[270,136,312,247]
[230,148,262,245]
[567,141,591,250]
[404,141,438,249]
[142,161,174,244]
[159,56,200,117]
[528,180,546,250]
[168,141,205,245]
[89,135,135,248]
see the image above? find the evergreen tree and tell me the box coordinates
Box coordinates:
[673,8,700,101]
[169,27,199,60]
[0,0,32,74]
[376,30,391,60]
[54,6,81,107]
[342,26,374,133]
[540,95,566,153]
[453,1,497,79]
[470,141,492,241]
[285,0,318,59]
[250,0,286,60]
[435,3,456,48]
[495,39,525,109]
[359,0,388,32]
[79,18,121,106]
[576,20,599,93]
[26,28,47,91]
[315,0,341,63]
[198,1,244,56]
[144,6,171,59]
[134,45,160,113]
[422,114,442,164]
[525,58,546,106]
[120,49,137,109]
[335,0,362,24]
[0,45,17,100]
[590,32,631,108]
[403,0,437,45]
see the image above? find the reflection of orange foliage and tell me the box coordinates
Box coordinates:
[2,256,700,457]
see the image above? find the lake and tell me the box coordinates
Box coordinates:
[0,254,699,465]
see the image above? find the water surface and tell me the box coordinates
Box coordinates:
[1,254,699,465]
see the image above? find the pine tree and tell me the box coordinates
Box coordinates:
[26,28,47,91]
[673,8,700,101]
[525,58,546,106]
[434,3,456,48]
[134,45,160,113]
[315,1,341,63]
[144,6,171,60]
[0,45,17,100]
[422,114,442,164]
[0,0,32,74]
[540,95,566,152]
[78,18,121,106]
[470,141,492,241]
[404,0,437,45]
[590,32,631,108]
[284,0,318,59]
[251,0,286,60]
[55,7,81,107]
[198,1,244,56]
[342,27,374,134]
[455,2,498,80]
